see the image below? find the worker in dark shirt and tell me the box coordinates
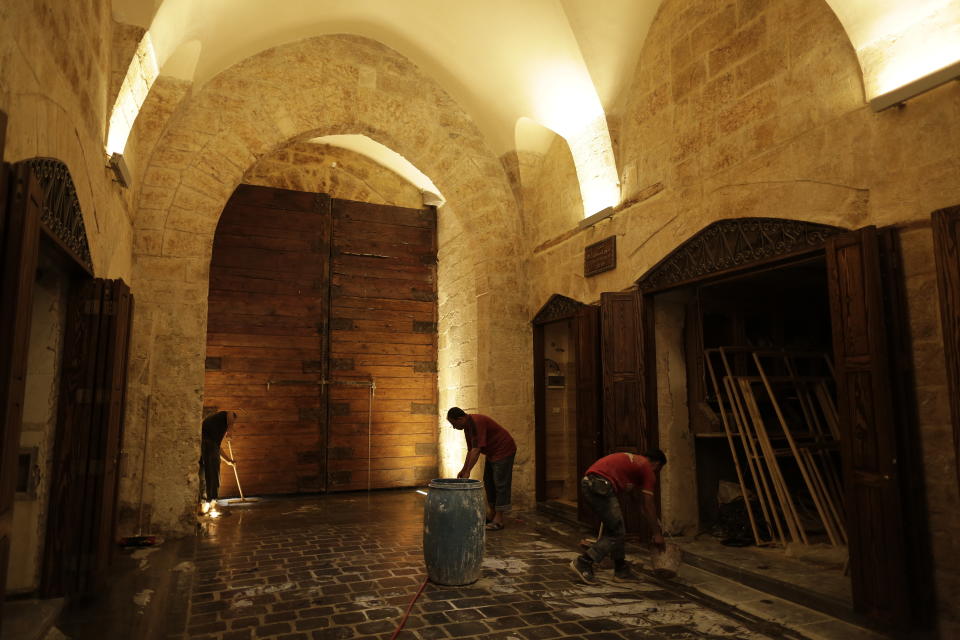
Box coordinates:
[570,449,667,583]
[199,410,238,514]
[447,407,517,531]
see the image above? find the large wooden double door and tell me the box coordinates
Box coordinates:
[204,185,438,497]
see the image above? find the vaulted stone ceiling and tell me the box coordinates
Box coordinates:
[110,0,960,216]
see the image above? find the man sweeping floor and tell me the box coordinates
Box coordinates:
[571,449,667,583]
[198,409,239,516]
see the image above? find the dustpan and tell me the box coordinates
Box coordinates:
[650,542,682,578]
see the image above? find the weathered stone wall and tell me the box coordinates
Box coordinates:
[125,35,530,534]
[0,1,135,278]
[523,0,960,633]
[243,142,423,209]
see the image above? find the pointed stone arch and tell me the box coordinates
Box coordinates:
[127,34,529,532]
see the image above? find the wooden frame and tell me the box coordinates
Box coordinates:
[932,205,960,492]
[532,295,602,524]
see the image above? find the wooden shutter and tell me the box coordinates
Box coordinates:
[825,226,910,625]
[575,304,602,524]
[932,206,960,492]
[600,290,655,536]
[600,289,654,452]
[42,279,133,597]
[0,163,42,617]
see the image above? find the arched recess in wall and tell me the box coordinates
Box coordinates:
[128,34,528,533]
[612,216,931,627]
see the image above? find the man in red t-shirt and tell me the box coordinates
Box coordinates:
[570,449,667,584]
[447,406,517,531]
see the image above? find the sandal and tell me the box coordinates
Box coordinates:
[485,522,504,531]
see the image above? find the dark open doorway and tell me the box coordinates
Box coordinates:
[684,257,839,547]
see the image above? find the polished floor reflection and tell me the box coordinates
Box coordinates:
[54,490,886,639]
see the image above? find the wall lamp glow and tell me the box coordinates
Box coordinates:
[108,153,132,188]
[870,59,960,111]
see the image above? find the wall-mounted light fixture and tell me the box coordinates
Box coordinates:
[108,152,131,188]
[870,59,960,111]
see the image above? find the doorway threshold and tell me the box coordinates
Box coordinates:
[536,499,579,527]
[674,536,870,627]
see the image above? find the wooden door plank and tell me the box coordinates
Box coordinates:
[600,289,657,538]
[825,227,910,625]
[207,188,332,496]
[575,304,602,525]
[932,206,960,492]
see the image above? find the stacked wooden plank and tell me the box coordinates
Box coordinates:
[705,347,845,548]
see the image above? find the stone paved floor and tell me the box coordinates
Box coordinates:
[169,491,812,640]
[52,490,893,640]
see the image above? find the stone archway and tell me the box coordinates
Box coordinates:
[125,35,530,533]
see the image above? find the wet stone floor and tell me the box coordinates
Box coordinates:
[155,490,803,640]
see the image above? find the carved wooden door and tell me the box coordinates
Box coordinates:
[575,304,602,524]
[0,162,42,620]
[825,226,910,625]
[42,279,133,597]
[600,289,656,537]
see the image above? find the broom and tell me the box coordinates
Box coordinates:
[219,438,261,505]
[119,395,160,547]
[227,439,245,502]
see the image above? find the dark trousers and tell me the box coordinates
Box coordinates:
[484,453,515,512]
[199,439,221,501]
[580,474,626,567]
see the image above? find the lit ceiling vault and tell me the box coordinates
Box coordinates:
[109,0,960,217]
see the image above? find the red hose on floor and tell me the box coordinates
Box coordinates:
[390,576,429,640]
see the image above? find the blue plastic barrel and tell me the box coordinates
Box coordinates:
[423,478,485,585]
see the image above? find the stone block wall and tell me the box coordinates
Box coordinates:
[243,142,423,209]
[0,0,135,278]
